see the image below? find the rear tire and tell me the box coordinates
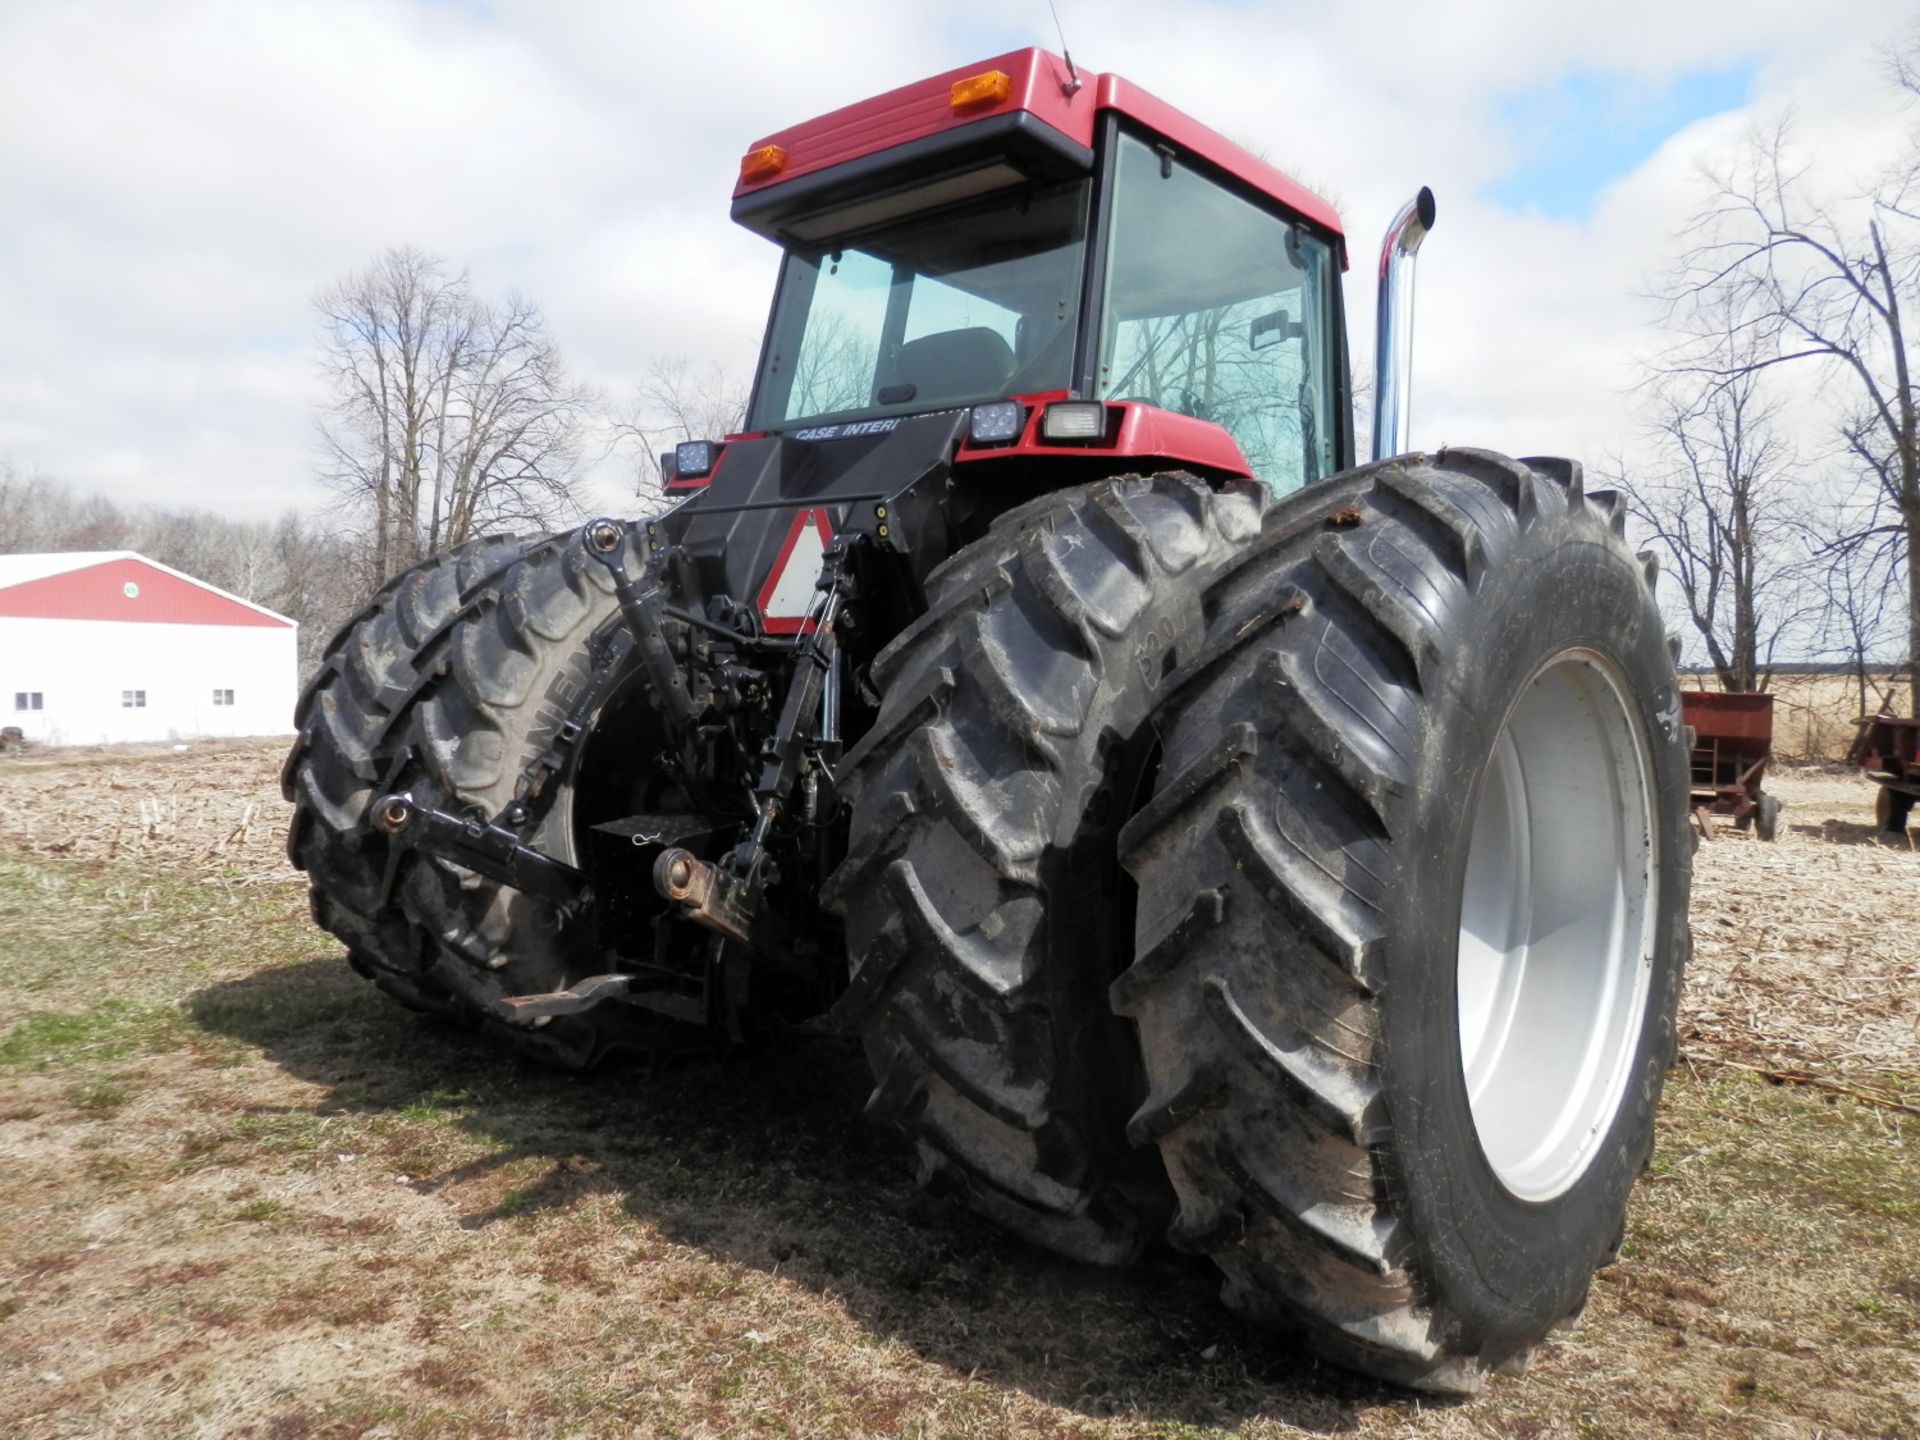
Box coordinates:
[284,530,693,1067]
[1115,450,1692,1390]
[1754,792,1782,842]
[824,473,1267,1264]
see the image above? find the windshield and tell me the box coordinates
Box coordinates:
[750,178,1089,430]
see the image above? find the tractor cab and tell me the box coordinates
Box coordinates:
[724,49,1352,496]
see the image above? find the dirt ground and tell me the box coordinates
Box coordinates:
[0,739,1915,1439]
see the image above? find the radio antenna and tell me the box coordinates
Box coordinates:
[1047,0,1082,94]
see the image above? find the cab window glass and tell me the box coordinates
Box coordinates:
[784,249,891,419]
[753,179,1088,428]
[1098,135,1337,492]
[902,273,1019,349]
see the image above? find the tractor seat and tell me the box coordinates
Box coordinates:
[876,327,1014,406]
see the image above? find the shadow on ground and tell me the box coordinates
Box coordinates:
[190,955,1426,1433]
[1789,819,1916,849]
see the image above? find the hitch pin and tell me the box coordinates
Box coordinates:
[373,795,415,834]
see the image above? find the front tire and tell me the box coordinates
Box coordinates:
[1115,450,1692,1391]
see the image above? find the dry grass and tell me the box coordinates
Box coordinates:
[1685,765,1920,1108]
[0,742,1916,1439]
[0,737,291,878]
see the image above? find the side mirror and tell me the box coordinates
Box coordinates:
[1249,308,1302,352]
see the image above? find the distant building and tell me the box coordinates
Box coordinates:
[0,551,297,746]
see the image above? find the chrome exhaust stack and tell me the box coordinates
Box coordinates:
[1372,186,1437,462]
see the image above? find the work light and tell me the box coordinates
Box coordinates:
[674,440,717,480]
[1040,402,1105,442]
[968,401,1023,444]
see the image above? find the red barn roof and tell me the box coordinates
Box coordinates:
[0,552,294,628]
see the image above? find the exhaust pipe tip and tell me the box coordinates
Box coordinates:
[1372,187,1438,463]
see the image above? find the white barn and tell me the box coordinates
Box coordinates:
[0,552,298,746]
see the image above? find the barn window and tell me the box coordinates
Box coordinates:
[13,692,42,711]
[122,690,146,708]
[213,689,234,706]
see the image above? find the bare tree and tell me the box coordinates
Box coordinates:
[1660,49,1920,709]
[612,357,748,509]
[1,463,132,552]
[0,459,53,548]
[1616,302,1810,692]
[1818,514,1904,715]
[316,248,596,579]
[259,511,370,672]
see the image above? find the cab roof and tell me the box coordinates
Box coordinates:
[732,48,1346,266]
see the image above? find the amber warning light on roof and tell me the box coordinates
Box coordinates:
[948,69,1011,112]
[738,144,787,184]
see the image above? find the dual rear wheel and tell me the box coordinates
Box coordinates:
[837,453,1690,1391]
[284,530,690,1069]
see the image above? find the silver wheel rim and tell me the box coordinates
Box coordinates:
[1456,649,1657,1202]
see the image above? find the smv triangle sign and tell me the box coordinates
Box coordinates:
[755,508,834,634]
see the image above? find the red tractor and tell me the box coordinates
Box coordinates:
[286,50,1691,1393]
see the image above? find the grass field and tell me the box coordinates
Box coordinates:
[0,741,1916,1439]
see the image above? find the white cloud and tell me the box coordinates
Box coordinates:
[0,0,1912,522]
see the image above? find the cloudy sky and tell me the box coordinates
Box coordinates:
[0,0,1911,522]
